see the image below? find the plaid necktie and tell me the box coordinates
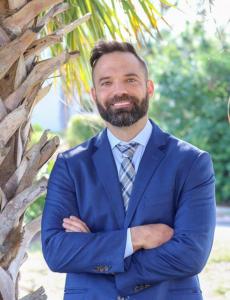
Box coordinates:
[116,142,139,212]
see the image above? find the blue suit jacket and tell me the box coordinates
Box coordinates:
[41,120,216,300]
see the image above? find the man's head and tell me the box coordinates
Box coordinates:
[90,40,154,128]
[90,41,148,81]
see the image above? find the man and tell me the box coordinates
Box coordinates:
[41,41,216,300]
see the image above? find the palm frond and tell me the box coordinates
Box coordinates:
[44,0,175,99]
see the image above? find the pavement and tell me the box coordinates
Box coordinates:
[216,206,230,227]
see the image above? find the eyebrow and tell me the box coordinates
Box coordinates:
[124,73,139,78]
[99,76,111,83]
[99,73,139,83]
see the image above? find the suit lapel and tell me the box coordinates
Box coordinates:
[92,129,125,228]
[124,122,169,228]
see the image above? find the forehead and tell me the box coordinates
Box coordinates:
[93,51,145,80]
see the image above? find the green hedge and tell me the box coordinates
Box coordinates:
[66,114,105,147]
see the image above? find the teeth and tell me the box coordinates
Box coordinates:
[113,101,130,107]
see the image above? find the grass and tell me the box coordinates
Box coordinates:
[199,226,230,300]
[19,226,230,300]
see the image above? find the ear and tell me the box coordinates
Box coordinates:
[91,87,97,103]
[147,80,154,97]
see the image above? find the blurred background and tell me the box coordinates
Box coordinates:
[19,0,230,299]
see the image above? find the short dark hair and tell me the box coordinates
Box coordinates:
[90,40,148,79]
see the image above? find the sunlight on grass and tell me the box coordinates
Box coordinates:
[200,226,230,300]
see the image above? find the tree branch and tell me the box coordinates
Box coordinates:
[0,188,7,212]
[0,104,28,147]
[39,136,60,168]
[0,29,36,80]
[0,267,15,300]
[19,286,47,300]
[36,2,69,29]
[8,0,27,10]
[3,0,63,35]
[55,12,91,36]
[0,177,47,246]
[0,26,10,47]
[24,35,62,68]
[14,55,27,90]
[0,146,11,167]
[5,51,79,111]
[0,97,7,122]
[8,216,42,283]
[4,130,49,198]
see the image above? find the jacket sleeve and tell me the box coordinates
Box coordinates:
[41,153,127,274]
[115,152,216,296]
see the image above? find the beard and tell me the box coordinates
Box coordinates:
[95,93,149,127]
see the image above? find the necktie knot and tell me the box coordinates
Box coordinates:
[116,142,139,159]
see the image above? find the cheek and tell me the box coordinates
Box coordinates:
[97,93,107,103]
[96,86,108,96]
[97,87,115,101]
[128,83,146,95]
[94,92,109,108]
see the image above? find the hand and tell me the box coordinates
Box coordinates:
[130,224,174,252]
[62,216,91,233]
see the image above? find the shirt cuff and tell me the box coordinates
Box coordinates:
[124,228,134,258]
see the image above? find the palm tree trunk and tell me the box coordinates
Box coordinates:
[0,1,89,299]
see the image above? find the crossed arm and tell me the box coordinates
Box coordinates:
[63,216,173,252]
[42,151,216,296]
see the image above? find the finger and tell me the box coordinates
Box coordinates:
[63,217,87,228]
[62,220,84,232]
[62,222,85,232]
[66,216,91,232]
[69,216,91,232]
[63,219,89,233]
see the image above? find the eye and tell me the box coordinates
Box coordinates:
[101,81,112,86]
[127,78,137,83]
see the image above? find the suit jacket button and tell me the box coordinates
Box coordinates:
[134,285,141,292]
[94,265,102,272]
[104,266,109,272]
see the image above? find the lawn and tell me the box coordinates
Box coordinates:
[200,226,230,300]
[19,226,230,299]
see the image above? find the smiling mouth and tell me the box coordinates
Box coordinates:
[112,101,132,108]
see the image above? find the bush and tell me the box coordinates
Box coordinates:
[146,23,230,203]
[66,114,104,147]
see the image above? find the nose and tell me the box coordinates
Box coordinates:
[112,81,128,98]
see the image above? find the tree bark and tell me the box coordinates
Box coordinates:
[3,0,63,34]
[0,30,36,80]
[0,1,93,298]
[19,287,47,300]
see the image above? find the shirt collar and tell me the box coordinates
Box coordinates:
[107,119,152,150]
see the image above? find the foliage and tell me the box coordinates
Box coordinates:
[146,23,230,203]
[45,0,175,97]
[66,114,105,147]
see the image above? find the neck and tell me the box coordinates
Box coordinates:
[106,115,148,142]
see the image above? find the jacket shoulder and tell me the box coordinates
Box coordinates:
[168,134,207,158]
[60,131,102,161]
